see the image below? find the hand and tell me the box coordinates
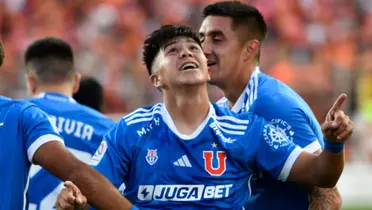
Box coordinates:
[321,94,354,143]
[56,181,87,210]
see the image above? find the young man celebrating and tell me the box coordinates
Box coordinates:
[0,41,133,209]
[24,37,115,209]
[199,1,343,209]
[56,25,353,210]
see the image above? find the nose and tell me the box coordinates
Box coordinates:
[179,47,193,59]
[201,41,211,55]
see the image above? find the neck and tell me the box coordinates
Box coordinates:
[163,84,211,135]
[33,83,73,97]
[222,62,257,109]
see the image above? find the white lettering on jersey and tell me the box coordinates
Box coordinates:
[137,184,233,201]
[90,140,107,166]
[49,115,94,140]
[209,122,236,143]
[270,118,294,142]
[262,124,291,149]
[136,117,160,137]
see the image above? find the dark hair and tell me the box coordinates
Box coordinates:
[73,76,104,112]
[24,37,74,83]
[203,1,267,59]
[0,41,4,67]
[142,25,201,75]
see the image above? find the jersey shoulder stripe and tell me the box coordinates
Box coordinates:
[216,97,228,107]
[214,115,249,125]
[123,103,162,125]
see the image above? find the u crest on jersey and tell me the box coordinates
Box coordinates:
[146,149,158,165]
[203,151,227,176]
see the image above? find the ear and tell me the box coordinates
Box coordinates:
[25,73,37,97]
[242,40,260,61]
[72,72,81,94]
[150,73,162,89]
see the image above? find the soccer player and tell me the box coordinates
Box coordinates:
[24,37,116,209]
[55,25,353,210]
[73,76,104,112]
[0,41,133,209]
[199,1,342,209]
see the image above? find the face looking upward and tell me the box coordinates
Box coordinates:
[150,37,210,90]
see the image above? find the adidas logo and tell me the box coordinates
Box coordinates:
[173,155,192,167]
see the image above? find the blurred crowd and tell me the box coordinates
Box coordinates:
[0,0,371,162]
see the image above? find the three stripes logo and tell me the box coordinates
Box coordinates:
[173,155,192,167]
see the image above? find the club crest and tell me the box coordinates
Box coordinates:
[146,149,158,165]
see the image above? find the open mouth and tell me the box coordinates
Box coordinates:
[180,62,199,71]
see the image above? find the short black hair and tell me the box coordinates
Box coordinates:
[73,76,104,112]
[24,37,74,83]
[203,1,267,59]
[142,25,201,75]
[0,40,4,67]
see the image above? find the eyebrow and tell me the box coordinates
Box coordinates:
[164,40,177,50]
[199,30,224,38]
[163,39,198,50]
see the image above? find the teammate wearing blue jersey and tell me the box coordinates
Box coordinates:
[199,1,342,209]
[0,41,133,209]
[56,25,353,210]
[23,37,116,209]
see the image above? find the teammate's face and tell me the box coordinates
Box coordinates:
[150,37,210,89]
[199,16,244,87]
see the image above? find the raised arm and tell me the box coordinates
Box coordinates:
[21,105,133,210]
[56,119,135,210]
[255,92,343,209]
[33,142,133,209]
[288,94,353,188]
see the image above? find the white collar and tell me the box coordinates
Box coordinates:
[34,92,76,103]
[230,66,260,113]
[160,103,215,140]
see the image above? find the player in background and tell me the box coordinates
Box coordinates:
[0,42,133,209]
[73,76,104,112]
[24,37,116,209]
[199,1,342,209]
[55,25,353,210]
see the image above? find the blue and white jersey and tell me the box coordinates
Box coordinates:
[0,96,63,210]
[25,92,115,210]
[90,103,303,210]
[217,67,324,209]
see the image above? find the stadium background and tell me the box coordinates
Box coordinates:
[0,0,371,209]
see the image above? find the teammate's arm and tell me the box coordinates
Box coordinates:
[287,94,353,188]
[305,151,342,210]
[21,106,133,210]
[56,119,133,209]
[256,94,353,188]
[256,94,342,208]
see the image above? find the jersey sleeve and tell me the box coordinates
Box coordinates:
[89,119,130,188]
[19,105,64,163]
[254,119,303,182]
[254,94,322,153]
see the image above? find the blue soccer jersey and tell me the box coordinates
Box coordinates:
[0,96,63,210]
[90,103,303,210]
[26,92,115,210]
[217,67,324,209]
